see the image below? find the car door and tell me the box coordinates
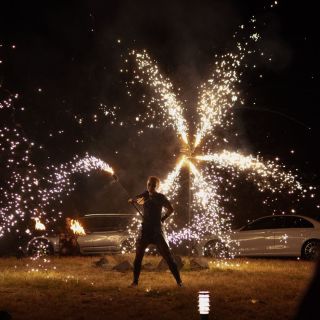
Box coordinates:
[234,217,276,255]
[77,216,117,250]
[272,216,314,256]
[77,232,116,249]
[77,216,129,251]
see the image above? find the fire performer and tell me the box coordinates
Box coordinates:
[128,176,183,287]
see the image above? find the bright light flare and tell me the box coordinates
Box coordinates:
[186,159,200,176]
[34,218,46,230]
[69,219,86,235]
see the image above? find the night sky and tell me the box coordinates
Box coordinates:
[0,0,319,235]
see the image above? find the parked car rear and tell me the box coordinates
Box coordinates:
[27,213,135,256]
[201,215,320,260]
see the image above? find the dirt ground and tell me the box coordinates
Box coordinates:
[0,255,316,320]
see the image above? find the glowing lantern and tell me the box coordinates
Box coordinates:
[198,291,210,319]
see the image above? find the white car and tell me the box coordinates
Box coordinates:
[201,215,320,260]
[27,213,134,255]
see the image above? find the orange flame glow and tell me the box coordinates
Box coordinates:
[70,219,86,235]
[34,217,46,230]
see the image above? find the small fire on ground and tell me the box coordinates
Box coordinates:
[70,219,86,235]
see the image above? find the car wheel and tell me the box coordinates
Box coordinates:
[203,240,229,258]
[28,239,54,256]
[302,240,320,260]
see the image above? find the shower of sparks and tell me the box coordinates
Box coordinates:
[166,159,234,252]
[125,35,311,256]
[194,52,241,148]
[195,151,302,193]
[132,50,189,144]
[0,101,115,237]
[160,157,185,195]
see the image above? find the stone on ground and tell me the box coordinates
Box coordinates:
[142,262,155,271]
[189,257,209,270]
[93,256,109,268]
[113,260,133,272]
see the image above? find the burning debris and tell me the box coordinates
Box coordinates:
[69,219,86,236]
[58,218,86,256]
[34,218,46,231]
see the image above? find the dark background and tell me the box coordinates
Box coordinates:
[0,0,319,252]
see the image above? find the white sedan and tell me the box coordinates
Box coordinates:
[201,215,320,260]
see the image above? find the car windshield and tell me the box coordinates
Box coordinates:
[79,215,132,232]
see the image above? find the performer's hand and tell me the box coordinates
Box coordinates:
[128,198,134,204]
[136,197,144,205]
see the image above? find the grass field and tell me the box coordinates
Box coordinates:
[0,255,316,320]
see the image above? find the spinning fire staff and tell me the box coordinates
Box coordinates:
[128,176,183,287]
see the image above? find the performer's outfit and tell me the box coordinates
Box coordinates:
[132,191,182,285]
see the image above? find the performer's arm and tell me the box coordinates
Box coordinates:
[128,191,147,205]
[161,196,174,222]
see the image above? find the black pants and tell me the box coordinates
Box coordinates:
[133,229,182,284]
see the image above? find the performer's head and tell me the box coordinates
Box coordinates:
[147,176,160,193]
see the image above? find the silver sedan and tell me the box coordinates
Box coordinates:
[200,215,320,260]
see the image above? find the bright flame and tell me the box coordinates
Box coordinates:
[70,219,86,235]
[34,218,46,231]
[103,164,114,175]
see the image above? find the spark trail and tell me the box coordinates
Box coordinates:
[0,98,115,238]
